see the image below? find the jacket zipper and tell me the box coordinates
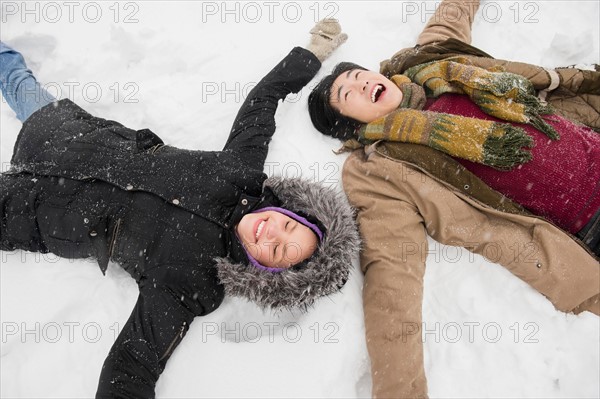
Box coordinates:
[108,218,122,258]
[372,144,599,260]
[158,322,186,362]
[150,143,164,154]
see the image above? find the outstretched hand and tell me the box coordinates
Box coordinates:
[306,19,348,62]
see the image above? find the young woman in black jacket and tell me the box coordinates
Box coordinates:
[0,20,358,398]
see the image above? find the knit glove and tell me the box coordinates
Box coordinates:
[307,19,348,62]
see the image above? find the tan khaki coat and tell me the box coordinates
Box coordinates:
[343,145,599,399]
[342,1,600,398]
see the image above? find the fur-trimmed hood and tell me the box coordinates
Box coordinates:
[215,176,360,310]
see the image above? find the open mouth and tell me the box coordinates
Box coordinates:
[255,220,266,242]
[371,84,386,103]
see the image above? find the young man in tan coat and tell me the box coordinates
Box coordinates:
[308,1,599,397]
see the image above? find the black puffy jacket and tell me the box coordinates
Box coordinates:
[1,47,321,398]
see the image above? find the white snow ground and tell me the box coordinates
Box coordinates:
[1,1,599,398]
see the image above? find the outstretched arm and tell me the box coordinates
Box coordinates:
[416,0,480,46]
[95,289,195,399]
[222,46,320,170]
[343,153,430,399]
[95,263,222,399]
[223,19,347,171]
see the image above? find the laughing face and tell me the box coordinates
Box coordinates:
[330,69,403,123]
[235,210,318,269]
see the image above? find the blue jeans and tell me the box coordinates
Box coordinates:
[0,42,57,122]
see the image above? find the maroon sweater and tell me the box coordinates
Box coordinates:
[425,94,600,234]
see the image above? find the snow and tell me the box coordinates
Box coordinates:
[1,1,599,398]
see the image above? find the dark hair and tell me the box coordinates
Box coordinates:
[308,62,368,141]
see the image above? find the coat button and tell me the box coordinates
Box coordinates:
[126,184,133,190]
[89,231,98,237]
[536,262,542,269]
[83,218,89,224]
[172,199,180,205]
[241,199,248,205]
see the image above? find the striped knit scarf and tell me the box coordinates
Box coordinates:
[358,57,560,170]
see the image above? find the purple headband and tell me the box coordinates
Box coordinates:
[256,207,324,242]
[240,207,324,273]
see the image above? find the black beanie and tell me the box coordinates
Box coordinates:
[308,62,368,141]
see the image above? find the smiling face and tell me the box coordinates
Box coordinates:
[236,210,318,269]
[330,69,403,123]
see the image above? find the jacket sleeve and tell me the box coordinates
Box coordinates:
[222,47,321,170]
[95,286,196,399]
[416,0,480,46]
[342,151,429,399]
